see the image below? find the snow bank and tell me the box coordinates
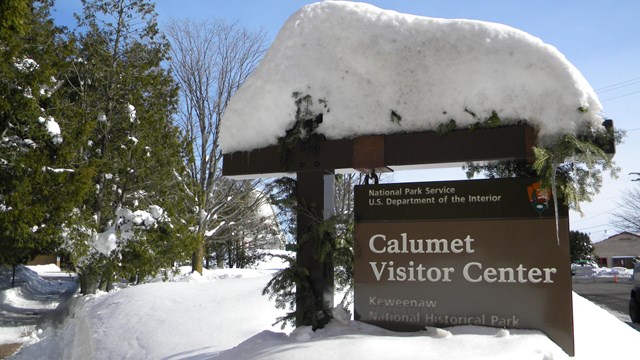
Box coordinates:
[220,1,602,153]
[572,265,633,279]
[24,264,64,276]
[217,321,568,360]
[12,272,290,359]
[572,293,639,358]
[215,292,640,359]
[594,267,633,277]
[13,271,640,360]
[5,256,640,359]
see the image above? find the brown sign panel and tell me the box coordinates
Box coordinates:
[354,178,574,356]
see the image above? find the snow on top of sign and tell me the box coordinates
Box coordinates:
[220,1,603,153]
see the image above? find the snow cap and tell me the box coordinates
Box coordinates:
[220,1,603,153]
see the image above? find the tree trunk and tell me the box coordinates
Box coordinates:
[98,262,114,292]
[11,264,16,288]
[105,276,114,291]
[98,272,113,292]
[192,232,204,274]
[216,248,225,269]
[79,271,98,295]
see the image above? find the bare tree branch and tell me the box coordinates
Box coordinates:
[611,183,640,234]
[166,19,267,272]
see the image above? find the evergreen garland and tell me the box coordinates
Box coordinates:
[533,130,620,244]
[463,108,622,215]
[532,129,620,214]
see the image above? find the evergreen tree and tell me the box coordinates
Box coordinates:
[569,230,594,262]
[267,177,298,246]
[0,0,92,271]
[60,0,193,293]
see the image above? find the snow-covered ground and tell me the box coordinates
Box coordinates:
[2,253,639,359]
[0,265,77,348]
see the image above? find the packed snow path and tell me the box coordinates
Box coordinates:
[0,265,77,348]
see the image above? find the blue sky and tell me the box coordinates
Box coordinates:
[52,1,640,242]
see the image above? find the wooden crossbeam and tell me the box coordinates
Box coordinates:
[223,124,536,178]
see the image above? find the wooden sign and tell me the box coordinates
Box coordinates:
[354,178,574,356]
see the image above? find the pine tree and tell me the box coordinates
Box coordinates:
[569,230,594,262]
[0,0,92,271]
[60,0,193,293]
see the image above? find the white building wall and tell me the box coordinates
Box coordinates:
[593,232,640,268]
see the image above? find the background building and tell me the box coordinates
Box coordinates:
[593,232,640,268]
